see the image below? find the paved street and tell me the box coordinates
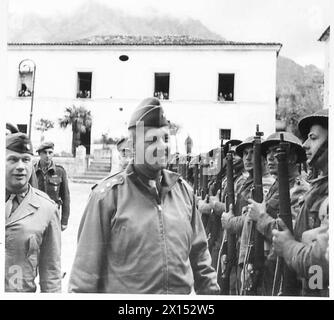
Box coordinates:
[61,181,95,292]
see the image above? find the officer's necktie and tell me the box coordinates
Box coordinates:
[5,194,16,221]
[148,179,161,204]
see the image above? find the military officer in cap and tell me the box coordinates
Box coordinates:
[5,133,61,292]
[272,108,329,296]
[69,97,219,294]
[246,132,310,295]
[34,141,70,231]
[6,123,38,188]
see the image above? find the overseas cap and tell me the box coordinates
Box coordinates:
[36,141,54,153]
[116,137,129,151]
[128,97,169,129]
[298,108,329,140]
[262,132,306,163]
[6,123,19,134]
[235,136,264,158]
[6,132,33,155]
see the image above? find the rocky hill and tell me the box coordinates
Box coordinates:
[8,1,223,43]
[276,56,323,134]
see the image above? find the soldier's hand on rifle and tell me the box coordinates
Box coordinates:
[272,218,294,256]
[211,190,225,215]
[221,204,233,229]
[247,198,266,222]
[198,195,212,215]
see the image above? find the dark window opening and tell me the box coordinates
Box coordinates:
[119,55,129,61]
[17,124,28,134]
[77,72,92,98]
[218,74,234,101]
[219,129,231,141]
[154,73,170,100]
[18,72,33,97]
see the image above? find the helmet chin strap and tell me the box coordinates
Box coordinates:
[309,138,328,168]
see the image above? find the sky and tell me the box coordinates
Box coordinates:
[7,0,333,69]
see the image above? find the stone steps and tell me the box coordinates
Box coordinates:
[72,156,111,183]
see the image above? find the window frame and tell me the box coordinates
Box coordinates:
[217,73,235,103]
[153,72,170,101]
[76,71,93,99]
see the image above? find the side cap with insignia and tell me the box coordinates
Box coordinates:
[128,97,169,129]
[6,132,33,155]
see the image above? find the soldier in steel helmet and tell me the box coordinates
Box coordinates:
[272,108,329,296]
[229,136,274,294]
[207,136,274,294]
[69,97,219,294]
[246,131,310,295]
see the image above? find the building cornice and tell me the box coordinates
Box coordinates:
[7,42,282,54]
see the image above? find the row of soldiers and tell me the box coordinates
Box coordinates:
[176,108,328,296]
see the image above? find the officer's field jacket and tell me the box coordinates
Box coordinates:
[68,165,220,294]
[5,186,61,292]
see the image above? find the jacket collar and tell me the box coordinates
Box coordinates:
[126,164,181,196]
[6,186,40,227]
[35,160,56,174]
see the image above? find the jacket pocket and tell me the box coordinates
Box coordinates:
[47,177,62,200]
[110,225,128,265]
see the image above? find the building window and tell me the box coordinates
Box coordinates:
[17,124,28,134]
[77,72,92,98]
[18,71,33,97]
[218,73,234,101]
[154,73,170,100]
[219,129,231,141]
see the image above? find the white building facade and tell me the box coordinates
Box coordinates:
[6,37,281,156]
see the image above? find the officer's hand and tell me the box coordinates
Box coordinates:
[247,198,265,222]
[61,224,68,231]
[272,219,294,256]
[221,204,233,229]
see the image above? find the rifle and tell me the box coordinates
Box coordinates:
[240,124,265,295]
[219,144,237,295]
[212,140,226,196]
[193,161,199,196]
[198,154,211,236]
[271,134,299,296]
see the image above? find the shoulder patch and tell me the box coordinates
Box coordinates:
[93,171,125,194]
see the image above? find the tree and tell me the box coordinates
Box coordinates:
[59,105,92,157]
[35,118,54,143]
